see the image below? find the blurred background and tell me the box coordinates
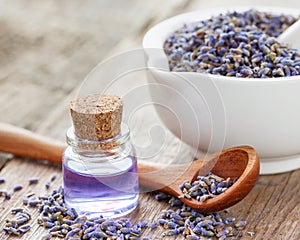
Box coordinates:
[0,0,299,135]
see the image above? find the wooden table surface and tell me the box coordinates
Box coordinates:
[0,1,299,239]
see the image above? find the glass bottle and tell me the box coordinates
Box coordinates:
[62,123,139,218]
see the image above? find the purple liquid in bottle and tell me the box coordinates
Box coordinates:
[63,150,139,218]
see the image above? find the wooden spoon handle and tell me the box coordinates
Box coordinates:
[0,123,162,176]
[0,123,66,164]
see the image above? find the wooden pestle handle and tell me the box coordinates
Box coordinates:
[0,123,66,164]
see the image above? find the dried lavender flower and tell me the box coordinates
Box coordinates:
[28,178,39,185]
[0,177,5,184]
[50,173,57,182]
[13,185,23,192]
[45,181,51,189]
[0,190,11,200]
[179,172,235,202]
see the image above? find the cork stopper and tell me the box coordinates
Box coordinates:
[70,94,123,141]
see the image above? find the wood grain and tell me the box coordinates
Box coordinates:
[0,0,299,239]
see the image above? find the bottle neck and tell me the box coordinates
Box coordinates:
[66,123,132,159]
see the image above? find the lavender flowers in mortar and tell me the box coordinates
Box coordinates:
[164,9,300,78]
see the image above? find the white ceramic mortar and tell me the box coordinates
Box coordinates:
[143,6,300,174]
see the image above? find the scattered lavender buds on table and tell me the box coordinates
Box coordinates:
[0,177,5,184]
[154,192,247,239]
[0,189,11,200]
[50,173,57,182]
[28,177,39,185]
[13,185,23,192]
[45,181,51,189]
[44,173,57,189]
[2,173,248,239]
[3,207,31,236]
[164,9,300,78]
[235,220,247,229]
[179,172,237,202]
[3,186,152,239]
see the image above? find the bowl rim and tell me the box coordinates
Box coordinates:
[143,6,300,83]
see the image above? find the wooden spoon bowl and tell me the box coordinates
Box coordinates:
[0,123,259,212]
[138,146,259,212]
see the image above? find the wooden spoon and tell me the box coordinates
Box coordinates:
[0,123,259,212]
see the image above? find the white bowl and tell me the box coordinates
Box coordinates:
[143,6,300,174]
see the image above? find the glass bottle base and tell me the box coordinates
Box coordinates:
[64,194,139,218]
